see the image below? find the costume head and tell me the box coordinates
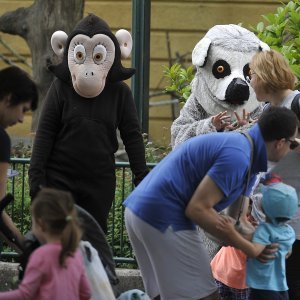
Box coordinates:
[49,13,134,98]
[191,24,269,117]
[260,182,298,225]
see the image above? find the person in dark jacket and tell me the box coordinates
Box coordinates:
[29,14,149,233]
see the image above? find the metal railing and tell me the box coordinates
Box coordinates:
[1,158,156,267]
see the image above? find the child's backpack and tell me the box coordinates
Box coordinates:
[80,240,116,300]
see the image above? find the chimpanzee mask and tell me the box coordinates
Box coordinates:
[49,13,135,98]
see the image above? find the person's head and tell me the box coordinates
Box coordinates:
[31,188,82,267]
[258,106,299,162]
[248,50,297,101]
[0,66,38,128]
[260,182,298,225]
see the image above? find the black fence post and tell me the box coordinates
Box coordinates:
[131,0,151,134]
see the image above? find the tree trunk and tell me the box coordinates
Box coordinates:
[0,0,84,131]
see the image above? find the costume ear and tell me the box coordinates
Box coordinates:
[115,29,133,59]
[192,37,211,67]
[259,41,270,51]
[51,30,68,59]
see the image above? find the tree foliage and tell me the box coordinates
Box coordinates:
[251,0,300,88]
[164,0,300,101]
[163,63,195,103]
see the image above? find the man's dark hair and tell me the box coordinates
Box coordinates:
[0,66,38,111]
[258,106,298,141]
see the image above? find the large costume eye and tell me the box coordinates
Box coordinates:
[74,44,86,64]
[93,45,107,64]
[243,63,251,83]
[212,60,231,79]
[217,66,225,73]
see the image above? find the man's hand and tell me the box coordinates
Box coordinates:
[257,243,279,263]
[216,215,236,234]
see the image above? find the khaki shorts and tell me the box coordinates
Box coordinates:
[125,208,217,300]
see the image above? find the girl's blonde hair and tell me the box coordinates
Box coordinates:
[250,49,297,92]
[31,188,82,267]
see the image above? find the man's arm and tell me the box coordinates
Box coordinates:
[185,175,258,248]
[216,216,266,257]
[185,175,235,244]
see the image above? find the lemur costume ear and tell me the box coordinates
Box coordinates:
[49,13,135,84]
[258,41,270,52]
[192,37,211,67]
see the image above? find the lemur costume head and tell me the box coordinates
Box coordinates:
[192,24,269,117]
[49,13,134,98]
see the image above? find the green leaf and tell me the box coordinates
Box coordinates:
[257,22,265,32]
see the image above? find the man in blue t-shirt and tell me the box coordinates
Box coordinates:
[124,107,299,300]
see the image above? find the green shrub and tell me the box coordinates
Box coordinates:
[163,63,195,103]
[250,0,300,88]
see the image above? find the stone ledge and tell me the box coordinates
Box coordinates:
[0,262,144,293]
[116,268,144,293]
[0,262,19,291]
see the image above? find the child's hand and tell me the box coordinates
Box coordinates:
[257,243,279,263]
[286,250,292,259]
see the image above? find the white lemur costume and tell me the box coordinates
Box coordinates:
[171,25,269,259]
[171,24,269,148]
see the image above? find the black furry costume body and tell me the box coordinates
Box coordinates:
[29,14,148,232]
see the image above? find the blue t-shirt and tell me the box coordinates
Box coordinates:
[246,222,295,291]
[124,124,267,232]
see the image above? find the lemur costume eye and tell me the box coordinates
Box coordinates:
[212,60,231,79]
[243,63,251,83]
[217,66,224,73]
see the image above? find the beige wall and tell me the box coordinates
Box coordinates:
[1,0,286,145]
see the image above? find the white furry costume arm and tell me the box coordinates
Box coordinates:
[171,95,264,148]
[171,93,217,148]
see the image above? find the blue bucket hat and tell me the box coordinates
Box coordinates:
[261,182,298,224]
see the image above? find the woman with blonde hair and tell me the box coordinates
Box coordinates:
[248,49,299,110]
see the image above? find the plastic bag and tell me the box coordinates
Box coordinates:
[80,240,116,300]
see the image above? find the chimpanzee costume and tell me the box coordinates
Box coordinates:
[29,14,149,233]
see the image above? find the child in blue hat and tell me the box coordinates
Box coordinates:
[217,179,298,300]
